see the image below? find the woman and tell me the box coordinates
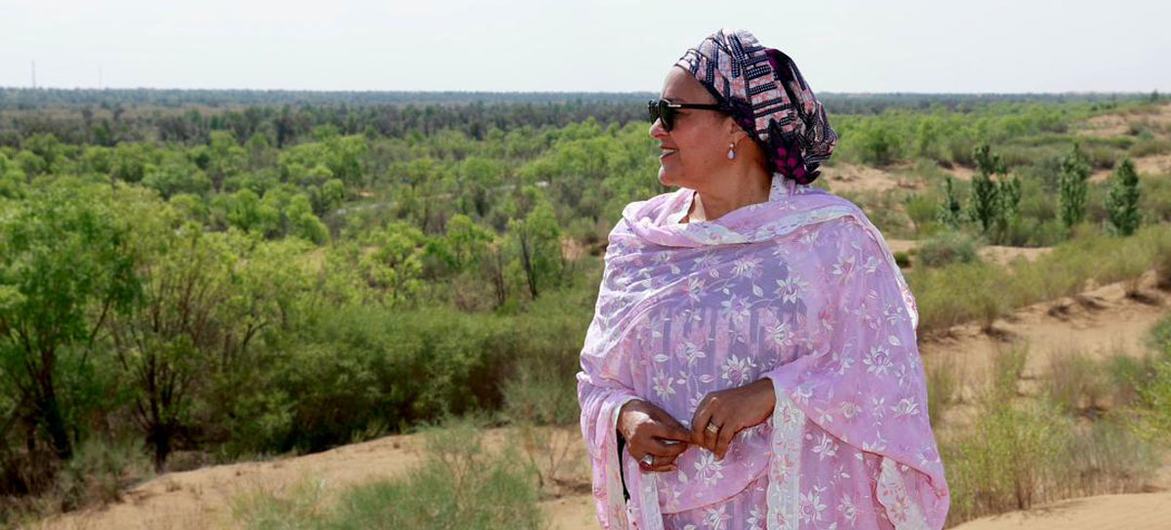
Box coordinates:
[576,29,949,529]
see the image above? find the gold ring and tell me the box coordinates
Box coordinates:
[705,421,720,434]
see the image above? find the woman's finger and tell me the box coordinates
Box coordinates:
[689,400,713,447]
[713,418,739,459]
[656,415,694,443]
[702,411,721,452]
[656,438,689,458]
[642,435,686,457]
[647,417,691,444]
[636,452,678,473]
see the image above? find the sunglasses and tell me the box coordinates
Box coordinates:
[647,99,726,132]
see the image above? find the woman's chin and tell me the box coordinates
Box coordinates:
[657,167,676,187]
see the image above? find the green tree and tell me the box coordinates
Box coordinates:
[142,153,212,199]
[441,214,494,273]
[206,131,246,192]
[968,144,1005,234]
[286,194,329,244]
[937,176,963,228]
[995,174,1022,243]
[106,225,235,470]
[0,183,140,460]
[111,143,151,184]
[1059,142,1092,229]
[227,188,279,236]
[508,202,563,300]
[859,122,901,167]
[361,222,429,306]
[1105,158,1141,236]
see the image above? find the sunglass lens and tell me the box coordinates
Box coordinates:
[649,100,673,131]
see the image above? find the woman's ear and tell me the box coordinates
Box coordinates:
[725,116,752,147]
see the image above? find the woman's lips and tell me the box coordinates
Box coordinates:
[660,148,678,160]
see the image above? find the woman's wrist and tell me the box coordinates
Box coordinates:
[753,377,777,414]
[617,398,643,440]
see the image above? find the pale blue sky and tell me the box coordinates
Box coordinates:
[3,0,1169,93]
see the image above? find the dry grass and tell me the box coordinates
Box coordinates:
[941,339,1164,528]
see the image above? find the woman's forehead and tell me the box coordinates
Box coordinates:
[661,67,715,103]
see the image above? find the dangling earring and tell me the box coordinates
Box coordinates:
[726,142,736,160]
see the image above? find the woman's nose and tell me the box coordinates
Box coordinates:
[649,119,668,139]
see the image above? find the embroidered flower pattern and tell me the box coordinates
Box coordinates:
[578,176,945,528]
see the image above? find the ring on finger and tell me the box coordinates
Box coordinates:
[640,454,654,466]
[705,420,720,435]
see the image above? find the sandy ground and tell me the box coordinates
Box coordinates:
[821,162,920,193]
[922,272,1168,393]
[950,492,1171,530]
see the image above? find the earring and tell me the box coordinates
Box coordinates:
[727,142,736,160]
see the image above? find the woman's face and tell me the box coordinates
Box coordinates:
[650,67,734,189]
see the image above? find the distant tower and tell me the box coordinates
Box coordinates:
[31,61,36,88]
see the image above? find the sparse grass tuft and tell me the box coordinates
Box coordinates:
[232,416,544,530]
[925,357,960,427]
[1045,350,1107,415]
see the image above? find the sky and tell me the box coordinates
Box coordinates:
[3,0,1169,94]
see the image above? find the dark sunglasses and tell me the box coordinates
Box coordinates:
[647,99,726,132]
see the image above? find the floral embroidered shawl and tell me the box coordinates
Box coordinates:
[576,174,950,529]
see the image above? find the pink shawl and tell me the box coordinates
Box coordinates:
[576,173,949,529]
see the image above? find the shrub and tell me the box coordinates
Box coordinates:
[1045,350,1107,415]
[917,231,981,268]
[908,261,1006,334]
[1059,142,1092,229]
[925,358,959,427]
[1105,158,1141,236]
[893,251,911,268]
[232,417,545,530]
[942,400,1072,524]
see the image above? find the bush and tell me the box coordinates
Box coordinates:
[909,261,1007,334]
[925,358,959,427]
[232,417,544,530]
[942,400,1072,524]
[893,251,911,268]
[917,231,981,268]
[1045,350,1107,415]
[1129,137,1171,158]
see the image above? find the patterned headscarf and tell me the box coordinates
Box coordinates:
[676,28,838,185]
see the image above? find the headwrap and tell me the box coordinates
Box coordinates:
[675,28,838,185]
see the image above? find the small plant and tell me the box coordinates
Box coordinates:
[1058,142,1092,229]
[1105,157,1142,236]
[1045,350,1106,416]
[232,416,545,530]
[917,231,981,268]
[937,176,963,228]
[925,359,960,426]
[987,344,1029,405]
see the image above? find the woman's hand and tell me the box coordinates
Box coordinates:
[618,399,692,473]
[689,377,776,459]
